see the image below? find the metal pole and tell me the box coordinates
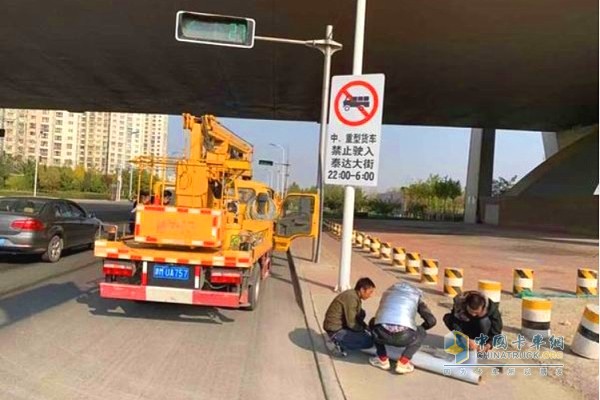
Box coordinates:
[33,130,40,197]
[314,25,335,263]
[281,147,286,196]
[116,163,123,201]
[105,112,111,175]
[283,146,289,196]
[338,0,366,291]
[128,167,133,199]
[270,143,286,198]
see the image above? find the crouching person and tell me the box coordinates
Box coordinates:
[369,282,436,374]
[323,277,376,356]
[443,290,503,352]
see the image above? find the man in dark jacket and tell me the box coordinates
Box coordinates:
[443,290,503,352]
[323,277,376,355]
[368,282,437,374]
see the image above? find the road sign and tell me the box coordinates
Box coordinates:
[325,74,385,187]
[175,11,255,49]
[258,159,274,166]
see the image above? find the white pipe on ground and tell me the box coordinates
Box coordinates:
[362,345,481,385]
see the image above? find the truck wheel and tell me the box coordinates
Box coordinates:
[245,264,261,311]
[42,235,63,263]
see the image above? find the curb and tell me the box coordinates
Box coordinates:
[288,250,346,400]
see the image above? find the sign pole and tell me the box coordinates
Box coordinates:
[314,25,335,263]
[337,0,366,291]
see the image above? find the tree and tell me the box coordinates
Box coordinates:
[59,167,77,191]
[287,181,302,193]
[492,175,518,197]
[324,184,344,212]
[367,197,399,216]
[400,175,463,219]
[38,166,61,192]
[0,153,17,188]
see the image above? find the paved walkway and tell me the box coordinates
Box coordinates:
[292,234,587,400]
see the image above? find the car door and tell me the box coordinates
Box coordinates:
[67,201,97,243]
[273,193,319,252]
[55,201,82,247]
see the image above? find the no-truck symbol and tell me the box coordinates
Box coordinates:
[334,80,379,127]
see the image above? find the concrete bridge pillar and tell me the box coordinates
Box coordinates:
[464,128,496,223]
[542,131,559,159]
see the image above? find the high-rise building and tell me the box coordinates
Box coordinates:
[0,109,81,167]
[1,108,169,174]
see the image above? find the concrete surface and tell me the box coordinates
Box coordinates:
[347,219,598,293]
[293,233,594,400]
[0,250,325,400]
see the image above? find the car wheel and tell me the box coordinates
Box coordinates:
[42,235,63,263]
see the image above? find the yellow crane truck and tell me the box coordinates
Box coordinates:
[94,114,318,310]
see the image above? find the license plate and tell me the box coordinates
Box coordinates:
[153,264,189,281]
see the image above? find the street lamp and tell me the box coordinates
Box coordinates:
[128,128,140,199]
[269,143,287,198]
[33,130,41,197]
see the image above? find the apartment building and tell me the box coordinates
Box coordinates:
[0,109,81,167]
[1,109,168,174]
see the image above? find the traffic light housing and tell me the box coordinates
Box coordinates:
[175,11,255,49]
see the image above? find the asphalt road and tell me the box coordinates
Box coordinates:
[0,236,324,398]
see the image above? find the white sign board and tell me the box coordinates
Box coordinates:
[324,74,385,187]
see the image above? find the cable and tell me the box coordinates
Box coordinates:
[246,194,277,220]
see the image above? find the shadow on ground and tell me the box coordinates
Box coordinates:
[0,281,86,329]
[288,327,367,365]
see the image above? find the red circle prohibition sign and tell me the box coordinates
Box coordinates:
[334,80,379,127]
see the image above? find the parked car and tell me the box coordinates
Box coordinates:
[0,197,101,262]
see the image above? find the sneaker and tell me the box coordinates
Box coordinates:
[369,356,391,371]
[395,361,415,374]
[334,342,348,357]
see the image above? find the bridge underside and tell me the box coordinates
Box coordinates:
[0,0,597,130]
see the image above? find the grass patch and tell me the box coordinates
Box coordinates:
[0,190,109,200]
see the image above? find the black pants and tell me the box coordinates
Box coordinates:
[443,313,491,339]
[372,324,426,360]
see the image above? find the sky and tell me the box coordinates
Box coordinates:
[167,116,545,192]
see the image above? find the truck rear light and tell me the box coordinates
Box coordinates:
[210,270,242,284]
[103,261,135,277]
[10,218,45,231]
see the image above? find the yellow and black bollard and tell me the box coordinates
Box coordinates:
[443,268,463,297]
[571,304,599,359]
[478,280,501,303]
[576,268,598,296]
[521,297,552,339]
[421,259,439,285]
[513,268,534,296]
[406,252,421,276]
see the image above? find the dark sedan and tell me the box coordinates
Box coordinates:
[0,197,101,262]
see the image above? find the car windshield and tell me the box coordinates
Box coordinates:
[0,198,47,214]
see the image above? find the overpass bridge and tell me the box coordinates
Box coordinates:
[0,0,597,233]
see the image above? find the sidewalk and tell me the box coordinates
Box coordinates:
[291,234,587,400]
